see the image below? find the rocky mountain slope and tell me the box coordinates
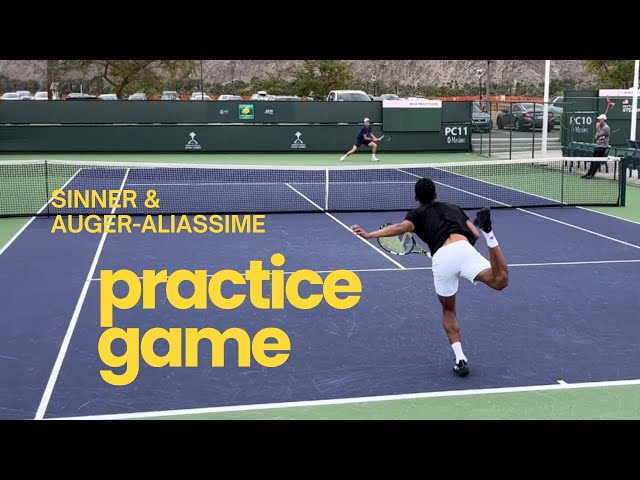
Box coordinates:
[0,60,589,88]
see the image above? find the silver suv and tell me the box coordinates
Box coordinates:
[326,90,371,101]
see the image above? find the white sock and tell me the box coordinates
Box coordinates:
[482,229,499,248]
[451,342,467,363]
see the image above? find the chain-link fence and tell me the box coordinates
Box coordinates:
[469,99,639,182]
[471,100,563,159]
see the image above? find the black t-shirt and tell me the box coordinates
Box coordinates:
[405,201,476,256]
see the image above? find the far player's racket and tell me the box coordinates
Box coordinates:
[377,134,392,143]
[376,223,431,257]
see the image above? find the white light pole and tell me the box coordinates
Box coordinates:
[476,68,484,103]
[541,60,551,156]
[631,60,639,141]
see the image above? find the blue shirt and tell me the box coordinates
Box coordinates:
[357,126,372,142]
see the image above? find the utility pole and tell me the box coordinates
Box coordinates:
[486,60,492,101]
[476,68,485,104]
[200,60,204,98]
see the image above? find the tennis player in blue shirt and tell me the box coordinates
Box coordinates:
[340,118,380,162]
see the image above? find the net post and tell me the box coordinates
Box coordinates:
[325,169,329,211]
[619,157,627,206]
[44,160,49,218]
[560,155,565,207]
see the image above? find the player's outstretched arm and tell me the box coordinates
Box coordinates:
[352,220,414,239]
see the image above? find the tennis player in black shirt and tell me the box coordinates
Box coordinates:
[351,177,509,377]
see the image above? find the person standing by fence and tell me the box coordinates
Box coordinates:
[582,114,610,179]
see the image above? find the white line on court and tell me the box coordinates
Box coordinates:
[87,258,640,281]
[0,168,84,257]
[398,167,640,251]
[284,182,405,269]
[518,209,640,250]
[397,168,503,206]
[577,206,640,226]
[34,169,131,420]
[49,377,640,420]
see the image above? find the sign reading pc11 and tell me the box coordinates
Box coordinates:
[98,254,363,386]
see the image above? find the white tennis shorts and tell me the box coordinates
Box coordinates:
[432,240,491,297]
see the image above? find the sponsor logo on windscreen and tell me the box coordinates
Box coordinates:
[239,104,255,120]
[569,116,592,134]
[291,131,306,149]
[444,126,468,144]
[622,99,634,113]
[185,132,202,150]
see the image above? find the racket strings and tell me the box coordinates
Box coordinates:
[378,235,409,254]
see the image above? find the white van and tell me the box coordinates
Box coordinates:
[326,90,371,101]
[251,91,272,101]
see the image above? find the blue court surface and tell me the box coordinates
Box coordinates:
[0,158,640,419]
[1,205,639,420]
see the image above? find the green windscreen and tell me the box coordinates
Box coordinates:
[383,99,442,132]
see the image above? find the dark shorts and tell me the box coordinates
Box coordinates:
[593,146,607,157]
[355,139,372,148]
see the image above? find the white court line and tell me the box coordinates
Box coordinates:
[520,209,640,250]
[284,182,405,269]
[577,206,640,226]
[50,377,640,420]
[0,168,84,257]
[397,167,640,251]
[127,181,416,186]
[88,259,640,281]
[34,169,131,420]
[397,167,508,207]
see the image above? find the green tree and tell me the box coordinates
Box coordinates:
[289,60,353,98]
[250,73,292,95]
[57,60,197,98]
[584,60,636,89]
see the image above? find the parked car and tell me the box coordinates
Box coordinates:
[16,90,32,100]
[217,94,243,101]
[33,91,49,100]
[547,96,564,126]
[98,93,118,100]
[326,90,371,101]
[161,91,179,101]
[496,103,554,131]
[250,91,273,101]
[374,93,400,101]
[66,93,100,100]
[471,102,492,133]
[127,93,147,101]
[1,92,21,100]
[190,92,211,101]
[273,95,301,101]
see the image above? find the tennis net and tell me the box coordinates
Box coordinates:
[0,157,625,217]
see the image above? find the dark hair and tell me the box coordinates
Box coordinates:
[415,177,436,204]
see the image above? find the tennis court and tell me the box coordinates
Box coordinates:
[1,152,639,420]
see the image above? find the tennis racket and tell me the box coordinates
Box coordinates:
[376,223,431,257]
[377,134,392,143]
